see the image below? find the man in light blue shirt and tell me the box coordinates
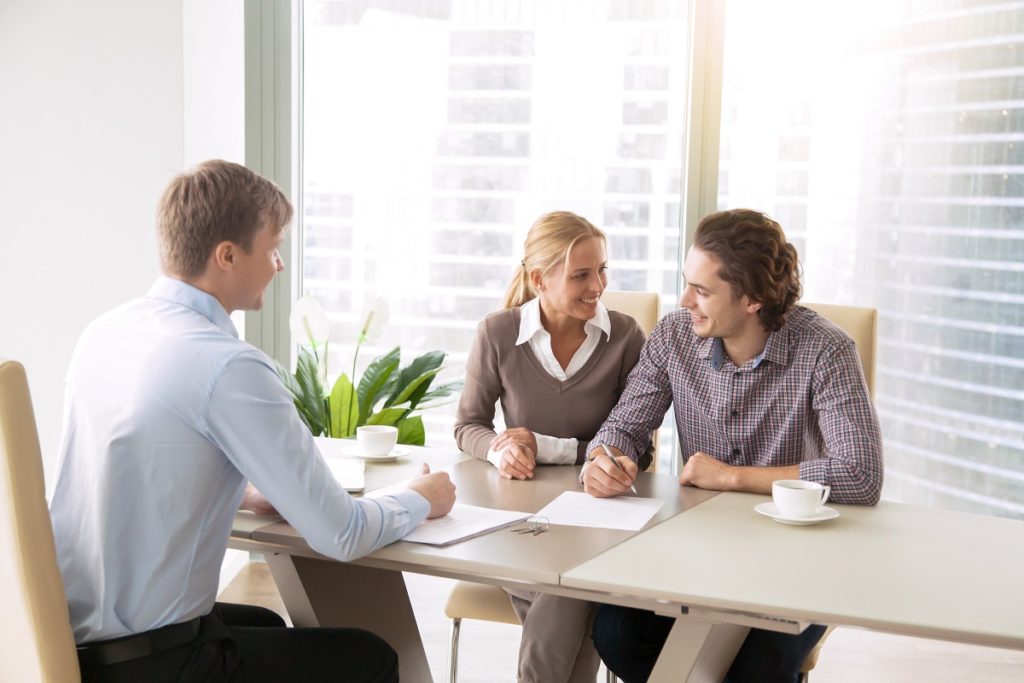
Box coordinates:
[49,160,456,683]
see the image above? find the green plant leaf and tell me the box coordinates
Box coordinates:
[328,373,359,438]
[418,378,464,403]
[385,351,445,407]
[356,347,400,426]
[292,348,328,435]
[396,415,425,445]
[389,368,442,410]
[366,407,408,426]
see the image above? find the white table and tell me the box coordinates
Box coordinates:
[232,449,1024,682]
[561,491,1024,682]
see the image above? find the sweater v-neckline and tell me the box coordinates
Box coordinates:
[513,309,609,391]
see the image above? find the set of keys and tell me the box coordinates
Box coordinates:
[510,518,549,536]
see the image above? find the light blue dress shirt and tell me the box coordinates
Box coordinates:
[49,277,429,643]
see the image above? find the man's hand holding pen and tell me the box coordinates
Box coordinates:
[582,444,639,498]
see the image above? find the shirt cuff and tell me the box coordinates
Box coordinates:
[382,488,431,528]
[535,432,578,465]
[485,448,503,469]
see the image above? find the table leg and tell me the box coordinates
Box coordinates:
[648,616,748,683]
[265,554,433,683]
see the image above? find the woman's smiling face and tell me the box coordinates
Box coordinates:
[536,236,608,324]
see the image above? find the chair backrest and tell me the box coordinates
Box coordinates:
[601,291,662,471]
[0,359,80,682]
[601,290,661,337]
[802,303,878,398]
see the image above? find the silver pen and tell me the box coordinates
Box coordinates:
[601,444,639,495]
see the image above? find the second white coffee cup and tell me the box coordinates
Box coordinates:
[772,479,830,518]
[356,425,398,457]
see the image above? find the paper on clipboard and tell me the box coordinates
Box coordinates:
[401,503,531,546]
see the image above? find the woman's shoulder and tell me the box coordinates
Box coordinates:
[607,309,645,341]
[478,307,520,342]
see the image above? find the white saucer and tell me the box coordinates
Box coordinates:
[346,445,410,462]
[755,502,839,526]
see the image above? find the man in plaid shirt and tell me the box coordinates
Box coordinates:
[583,209,883,683]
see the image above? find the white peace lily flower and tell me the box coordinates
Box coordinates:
[360,297,389,342]
[290,296,330,348]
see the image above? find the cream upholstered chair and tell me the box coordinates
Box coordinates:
[797,303,877,682]
[0,359,80,682]
[444,291,661,683]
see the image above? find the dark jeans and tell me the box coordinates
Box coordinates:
[78,602,399,683]
[592,604,827,683]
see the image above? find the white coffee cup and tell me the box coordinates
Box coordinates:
[772,479,830,519]
[356,425,398,457]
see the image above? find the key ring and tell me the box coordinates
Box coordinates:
[510,516,549,536]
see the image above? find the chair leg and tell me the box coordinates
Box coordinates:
[448,617,462,683]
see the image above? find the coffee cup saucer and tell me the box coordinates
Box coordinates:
[341,444,410,462]
[755,502,839,526]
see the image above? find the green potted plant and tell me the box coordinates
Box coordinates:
[279,296,462,445]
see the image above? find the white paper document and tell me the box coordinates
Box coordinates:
[535,491,663,531]
[326,458,366,493]
[402,503,532,546]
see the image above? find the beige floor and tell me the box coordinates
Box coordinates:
[219,562,1024,682]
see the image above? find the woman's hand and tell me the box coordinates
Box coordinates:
[491,428,538,459]
[490,430,537,480]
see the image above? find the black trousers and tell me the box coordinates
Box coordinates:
[78,602,399,683]
[592,604,827,683]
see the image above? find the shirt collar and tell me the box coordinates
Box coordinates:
[515,297,611,346]
[146,276,239,338]
[707,325,790,371]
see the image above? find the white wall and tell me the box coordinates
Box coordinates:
[0,1,246,495]
[0,0,185,486]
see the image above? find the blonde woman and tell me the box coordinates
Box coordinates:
[454,211,648,683]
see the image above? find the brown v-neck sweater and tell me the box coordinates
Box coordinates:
[454,307,647,465]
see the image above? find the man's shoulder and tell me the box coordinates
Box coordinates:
[784,305,855,351]
[81,295,264,369]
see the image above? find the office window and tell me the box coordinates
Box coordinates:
[718,0,1024,518]
[302,0,690,453]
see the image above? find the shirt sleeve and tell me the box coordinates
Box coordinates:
[590,317,673,472]
[205,351,430,562]
[453,320,502,459]
[799,339,884,505]
[534,432,579,465]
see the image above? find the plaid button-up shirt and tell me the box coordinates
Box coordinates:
[592,306,883,505]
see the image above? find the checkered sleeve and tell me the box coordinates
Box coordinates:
[590,317,675,472]
[799,338,884,505]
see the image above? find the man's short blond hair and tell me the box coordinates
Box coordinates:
[157,160,293,278]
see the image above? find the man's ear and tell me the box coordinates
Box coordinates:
[745,298,763,314]
[210,241,236,272]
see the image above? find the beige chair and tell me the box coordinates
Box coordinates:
[795,303,877,682]
[444,291,661,683]
[0,359,80,682]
